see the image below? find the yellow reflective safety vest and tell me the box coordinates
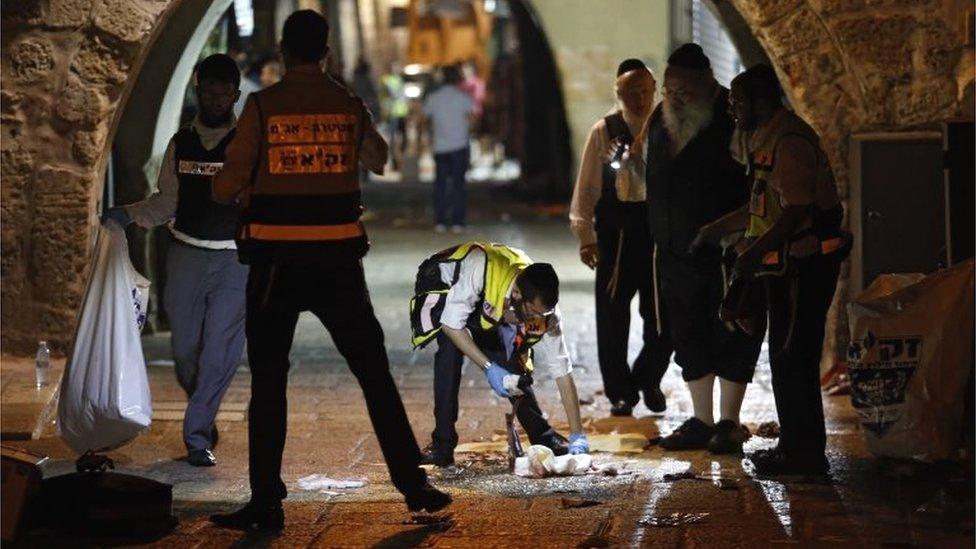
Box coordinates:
[744,111,844,276]
[410,242,547,358]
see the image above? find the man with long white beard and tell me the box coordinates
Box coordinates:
[635,44,763,454]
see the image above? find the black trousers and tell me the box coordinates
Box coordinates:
[245,260,427,504]
[595,226,673,405]
[658,251,765,383]
[764,255,840,461]
[430,329,558,452]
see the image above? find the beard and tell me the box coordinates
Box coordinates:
[662,97,713,155]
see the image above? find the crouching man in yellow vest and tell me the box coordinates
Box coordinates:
[410,242,589,466]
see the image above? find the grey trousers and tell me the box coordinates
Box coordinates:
[164,240,248,451]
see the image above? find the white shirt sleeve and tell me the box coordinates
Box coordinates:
[439,249,486,330]
[532,307,573,378]
[125,139,179,229]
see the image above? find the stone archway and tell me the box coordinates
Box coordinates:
[1,0,970,354]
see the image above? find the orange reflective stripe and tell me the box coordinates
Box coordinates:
[762,250,780,265]
[821,237,843,255]
[245,222,364,241]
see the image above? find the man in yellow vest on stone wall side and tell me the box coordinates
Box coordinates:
[410,242,590,467]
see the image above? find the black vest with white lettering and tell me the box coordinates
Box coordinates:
[172,127,239,241]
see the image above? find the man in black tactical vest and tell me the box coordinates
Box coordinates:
[570,59,673,417]
[103,54,247,469]
[208,11,450,531]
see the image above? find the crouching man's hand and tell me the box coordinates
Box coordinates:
[568,432,589,455]
[485,363,523,398]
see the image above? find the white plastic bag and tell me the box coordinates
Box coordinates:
[847,260,974,461]
[57,220,153,454]
[514,444,593,477]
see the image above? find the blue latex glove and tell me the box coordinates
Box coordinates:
[101,206,131,227]
[568,432,589,455]
[484,363,512,398]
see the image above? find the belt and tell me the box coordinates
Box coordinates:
[242,222,364,241]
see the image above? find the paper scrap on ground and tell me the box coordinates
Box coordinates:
[514,445,593,478]
[297,474,368,493]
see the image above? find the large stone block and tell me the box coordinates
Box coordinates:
[758,7,831,60]
[9,38,56,83]
[829,15,916,74]
[44,0,95,28]
[778,48,846,90]
[34,165,93,202]
[730,0,803,27]
[70,35,130,87]
[890,77,957,125]
[30,203,91,304]
[1,141,35,177]
[93,0,159,43]
[72,126,105,166]
[55,75,107,127]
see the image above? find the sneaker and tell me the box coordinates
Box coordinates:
[659,418,714,451]
[643,387,667,413]
[708,420,750,455]
[210,501,284,531]
[405,483,452,513]
[434,224,447,233]
[187,449,216,467]
[610,400,633,417]
[419,444,454,467]
[750,451,830,478]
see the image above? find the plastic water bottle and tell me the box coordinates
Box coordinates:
[35,341,50,389]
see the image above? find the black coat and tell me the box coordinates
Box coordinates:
[644,88,747,262]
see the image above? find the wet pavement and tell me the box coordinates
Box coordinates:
[7,181,974,547]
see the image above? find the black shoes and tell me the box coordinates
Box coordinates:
[708,420,750,455]
[419,444,455,467]
[405,483,453,513]
[749,449,830,478]
[188,449,217,467]
[643,388,667,413]
[210,501,284,531]
[540,432,569,456]
[659,418,714,450]
[610,400,633,417]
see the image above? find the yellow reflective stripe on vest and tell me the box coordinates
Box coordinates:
[245,222,364,241]
[443,242,531,330]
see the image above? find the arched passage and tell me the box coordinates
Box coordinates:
[1,0,969,354]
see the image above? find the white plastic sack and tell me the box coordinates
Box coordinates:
[514,445,592,478]
[847,260,974,462]
[57,220,153,454]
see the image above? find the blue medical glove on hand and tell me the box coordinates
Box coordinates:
[101,206,131,227]
[569,432,590,455]
[484,363,512,398]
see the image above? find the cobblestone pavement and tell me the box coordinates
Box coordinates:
[11,183,974,547]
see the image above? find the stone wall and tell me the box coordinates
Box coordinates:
[725,0,972,366]
[1,0,178,354]
[1,0,972,356]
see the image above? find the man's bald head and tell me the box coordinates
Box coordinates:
[616,67,656,119]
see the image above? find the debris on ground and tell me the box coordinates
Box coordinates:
[297,475,367,492]
[588,461,635,477]
[579,395,595,405]
[662,471,697,482]
[638,512,709,527]
[755,421,781,438]
[514,445,592,477]
[560,497,602,509]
